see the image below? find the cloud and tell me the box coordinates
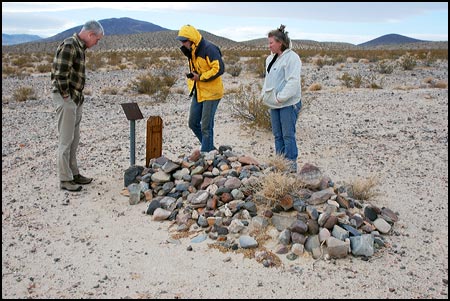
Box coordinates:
[2,2,447,43]
[2,2,195,13]
[213,26,274,42]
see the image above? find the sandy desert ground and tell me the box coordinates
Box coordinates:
[2,57,448,298]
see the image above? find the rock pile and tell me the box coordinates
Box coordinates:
[123,145,399,266]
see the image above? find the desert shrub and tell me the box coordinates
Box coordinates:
[13,86,36,102]
[399,53,417,71]
[106,52,122,66]
[86,53,105,71]
[348,175,380,201]
[314,57,326,69]
[338,72,365,88]
[336,63,345,71]
[129,51,153,69]
[227,65,242,77]
[2,66,18,77]
[230,85,271,131]
[37,63,51,73]
[332,55,346,65]
[339,72,353,88]
[422,51,436,67]
[245,56,266,78]
[367,74,384,89]
[376,60,394,74]
[12,56,33,68]
[353,73,363,88]
[223,52,240,65]
[129,72,176,102]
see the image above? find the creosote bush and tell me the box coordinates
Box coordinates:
[399,53,417,71]
[376,60,394,74]
[227,65,242,77]
[129,72,176,102]
[230,85,271,131]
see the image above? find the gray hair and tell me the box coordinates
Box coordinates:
[268,24,291,51]
[81,20,104,36]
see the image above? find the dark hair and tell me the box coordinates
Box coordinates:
[268,24,290,51]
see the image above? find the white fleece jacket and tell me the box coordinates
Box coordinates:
[261,49,302,109]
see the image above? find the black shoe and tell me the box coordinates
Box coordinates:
[60,181,82,191]
[73,174,93,185]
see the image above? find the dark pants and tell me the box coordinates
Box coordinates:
[189,93,220,152]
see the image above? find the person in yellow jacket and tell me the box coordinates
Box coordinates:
[176,24,225,152]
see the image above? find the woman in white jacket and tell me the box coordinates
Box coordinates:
[261,25,302,173]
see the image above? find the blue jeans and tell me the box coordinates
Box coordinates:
[189,93,220,152]
[270,101,302,169]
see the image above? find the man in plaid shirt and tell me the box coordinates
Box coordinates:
[51,20,104,191]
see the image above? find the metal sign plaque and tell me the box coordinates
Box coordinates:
[120,102,144,121]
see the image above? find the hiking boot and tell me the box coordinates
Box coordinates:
[73,174,93,184]
[60,181,82,191]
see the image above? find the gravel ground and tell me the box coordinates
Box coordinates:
[2,59,448,299]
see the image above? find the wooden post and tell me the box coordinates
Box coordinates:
[146,116,163,167]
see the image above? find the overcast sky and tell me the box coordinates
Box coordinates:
[2,2,448,44]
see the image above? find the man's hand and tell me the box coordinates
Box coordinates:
[192,72,200,81]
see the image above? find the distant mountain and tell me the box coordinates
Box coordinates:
[2,33,43,46]
[242,38,357,50]
[41,17,169,43]
[2,27,447,54]
[358,34,427,47]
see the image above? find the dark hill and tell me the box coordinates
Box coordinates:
[42,17,169,43]
[358,33,427,47]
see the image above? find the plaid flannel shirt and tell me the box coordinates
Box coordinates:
[51,33,87,105]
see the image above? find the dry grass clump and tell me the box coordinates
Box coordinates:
[433,80,448,89]
[254,170,304,207]
[36,64,51,73]
[348,175,381,201]
[308,83,322,91]
[13,86,36,102]
[101,87,120,95]
[264,154,294,173]
[423,77,448,89]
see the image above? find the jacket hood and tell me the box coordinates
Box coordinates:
[177,25,202,46]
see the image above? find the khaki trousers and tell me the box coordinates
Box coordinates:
[53,93,83,181]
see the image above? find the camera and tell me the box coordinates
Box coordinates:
[186,72,194,79]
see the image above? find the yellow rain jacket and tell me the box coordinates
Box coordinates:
[177,25,224,102]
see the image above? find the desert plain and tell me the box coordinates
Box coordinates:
[2,47,448,298]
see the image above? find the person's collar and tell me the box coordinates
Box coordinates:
[74,33,87,50]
